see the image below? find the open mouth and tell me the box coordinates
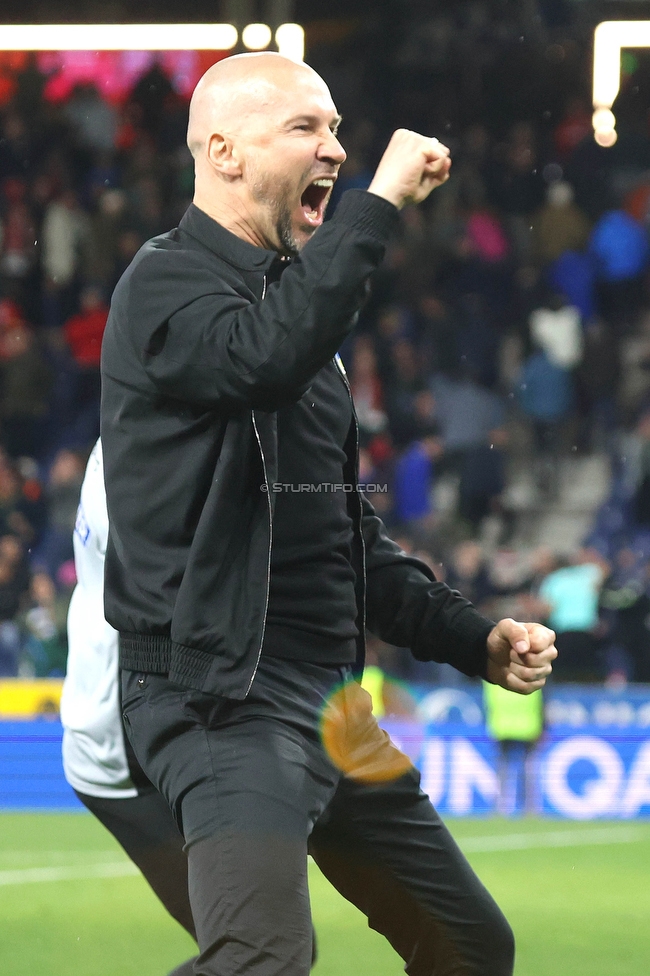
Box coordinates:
[299,177,335,227]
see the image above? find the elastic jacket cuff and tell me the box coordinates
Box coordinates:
[451,613,494,679]
[333,189,400,244]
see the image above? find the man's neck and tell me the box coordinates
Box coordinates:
[192,192,275,253]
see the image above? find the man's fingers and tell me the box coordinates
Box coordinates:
[505,672,547,694]
[510,647,557,674]
[424,139,450,158]
[512,645,558,668]
[423,156,451,177]
[493,617,530,654]
[508,659,553,684]
[524,622,556,651]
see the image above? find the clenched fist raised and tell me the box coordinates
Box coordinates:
[368,129,451,209]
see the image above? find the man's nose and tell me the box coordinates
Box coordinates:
[319,131,347,166]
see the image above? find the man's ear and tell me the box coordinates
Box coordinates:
[207,132,242,180]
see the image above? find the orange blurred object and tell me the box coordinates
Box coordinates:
[320,680,413,784]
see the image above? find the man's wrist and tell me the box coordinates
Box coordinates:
[333,188,400,244]
[366,184,404,210]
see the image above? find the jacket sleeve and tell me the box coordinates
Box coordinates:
[361,496,494,678]
[124,191,398,411]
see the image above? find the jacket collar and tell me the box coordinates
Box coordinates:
[179,203,278,273]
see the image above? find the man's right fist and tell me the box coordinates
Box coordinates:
[368,129,451,210]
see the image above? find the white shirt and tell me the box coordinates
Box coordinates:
[60,440,137,799]
[529,305,583,369]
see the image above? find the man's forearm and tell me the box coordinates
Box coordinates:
[366,562,493,677]
[362,497,493,677]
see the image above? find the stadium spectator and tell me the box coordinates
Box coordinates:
[0,533,30,675]
[576,318,621,451]
[0,176,37,282]
[446,540,494,610]
[63,284,108,443]
[632,410,650,528]
[87,188,128,288]
[553,96,593,161]
[528,289,583,369]
[129,62,174,139]
[385,338,435,446]
[485,122,545,262]
[517,340,574,497]
[0,110,36,181]
[348,333,387,438]
[415,291,459,377]
[538,548,607,680]
[392,435,442,533]
[0,453,44,544]
[0,318,51,459]
[63,284,108,370]
[432,369,507,460]
[41,189,91,326]
[547,248,597,323]
[35,450,84,579]
[589,208,650,331]
[22,570,67,677]
[531,181,591,267]
[63,82,118,154]
[600,547,650,683]
[431,369,508,525]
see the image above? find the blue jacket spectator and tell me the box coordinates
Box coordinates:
[588,210,649,282]
[547,250,596,322]
[394,439,437,523]
[517,350,573,422]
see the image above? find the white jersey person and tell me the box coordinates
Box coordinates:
[61,439,198,976]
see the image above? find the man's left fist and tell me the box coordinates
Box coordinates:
[486,618,557,694]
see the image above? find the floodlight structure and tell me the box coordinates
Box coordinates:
[0,22,305,60]
[593,20,650,146]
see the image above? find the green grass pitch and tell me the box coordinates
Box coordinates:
[0,813,648,975]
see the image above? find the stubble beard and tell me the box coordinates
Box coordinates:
[248,165,314,258]
[276,204,299,257]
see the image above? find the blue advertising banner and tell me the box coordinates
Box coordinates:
[0,721,82,810]
[382,722,650,819]
[410,683,650,731]
[1,684,650,815]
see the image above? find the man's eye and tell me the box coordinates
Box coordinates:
[294,124,311,131]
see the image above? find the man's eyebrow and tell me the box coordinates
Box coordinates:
[285,113,343,131]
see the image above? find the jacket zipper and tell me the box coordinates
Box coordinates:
[246,272,271,696]
[333,354,367,651]
[247,336,364,694]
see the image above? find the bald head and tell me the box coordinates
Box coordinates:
[187,52,345,255]
[187,53,331,159]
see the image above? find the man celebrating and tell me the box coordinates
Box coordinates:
[101,53,556,976]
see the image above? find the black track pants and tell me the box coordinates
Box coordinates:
[122,657,515,976]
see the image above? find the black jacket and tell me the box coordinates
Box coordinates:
[101,191,493,698]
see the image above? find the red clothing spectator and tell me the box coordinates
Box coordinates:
[63,287,108,367]
[553,97,592,160]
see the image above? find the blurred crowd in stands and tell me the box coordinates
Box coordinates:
[0,0,650,685]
